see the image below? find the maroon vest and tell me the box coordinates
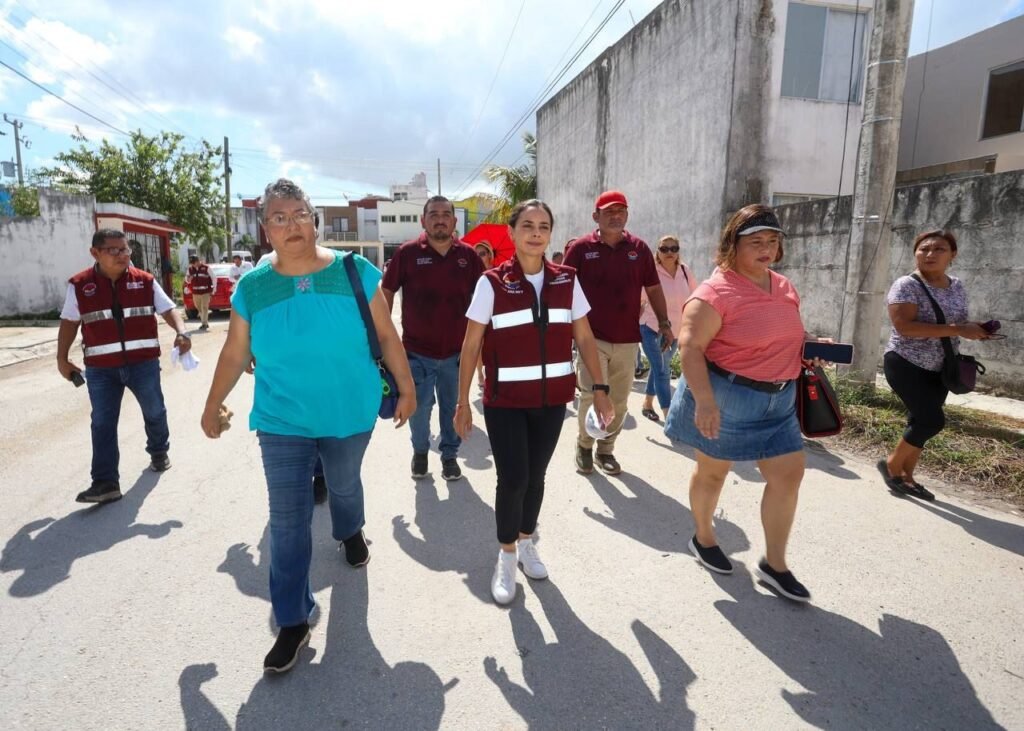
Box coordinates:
[189,264,213,294]
[70,266,161,367]
[482,258,577,408]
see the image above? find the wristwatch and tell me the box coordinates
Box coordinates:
[591,384,610,394]
[175,332,190,340]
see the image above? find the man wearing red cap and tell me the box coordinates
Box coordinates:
[563,190,672,475]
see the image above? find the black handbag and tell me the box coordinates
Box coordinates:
[343,254,400,419]
[797,364,843,438]
[910,274,985,394]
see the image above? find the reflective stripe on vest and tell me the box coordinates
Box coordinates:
[81,305,155,324]
[83,338,161,357]
[492,307,572,330]
[497,361,574,383]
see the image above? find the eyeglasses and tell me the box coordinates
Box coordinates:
[264,211,315,227]
[658,246,680,253]
[99,247,132,256]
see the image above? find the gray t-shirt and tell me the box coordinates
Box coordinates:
[885,274,968,371]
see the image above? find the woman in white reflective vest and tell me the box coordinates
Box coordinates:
[454,198,614,606]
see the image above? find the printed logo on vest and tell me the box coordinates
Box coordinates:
[82,283,97,297]
[584,251,600,260]
[126,281,145,289]
[457,258,467,268]
[551,274,571,285]
[627,251,639,261]
[416,257,433,266]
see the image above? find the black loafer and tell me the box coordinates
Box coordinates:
[755,559,811,602]
[904,481,935,501]
[263,623,311,673]
[876,460,910,496]
[688,535,733,574]
[641,408,660,422]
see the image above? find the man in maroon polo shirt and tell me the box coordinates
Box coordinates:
[381,195,485,481]
[564,190,672,476]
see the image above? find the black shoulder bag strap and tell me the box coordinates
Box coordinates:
[909,273,957,363]
[343,253,383,363]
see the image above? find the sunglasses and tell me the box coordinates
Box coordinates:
[658,246,680,253]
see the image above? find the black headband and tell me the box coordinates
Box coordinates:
[736,210,784,236]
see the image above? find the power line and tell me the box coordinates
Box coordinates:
[0,58,129,136]
[455,0,526,163]
[452,0,627,198]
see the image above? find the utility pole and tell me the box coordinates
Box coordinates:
[437,158,441,196]
[3,114,25,185]
[840,0,915,384]
[223,136,232,255]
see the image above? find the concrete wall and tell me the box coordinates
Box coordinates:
[774,170,1024,390]
[536,0,867,278]
[0,189,96,316]
[898,14,1024,173]
[538,0,749,276]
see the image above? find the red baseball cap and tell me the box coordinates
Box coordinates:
[595,190,628,210]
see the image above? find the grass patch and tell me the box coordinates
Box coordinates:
[831,376,1024,507]
[171,272,185,305]
[0,309,60,321]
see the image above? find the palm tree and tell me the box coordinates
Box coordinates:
[484,131,536,224]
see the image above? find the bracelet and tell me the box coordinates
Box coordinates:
[175,332,190,340]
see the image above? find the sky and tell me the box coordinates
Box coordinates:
[0,0,1021,205]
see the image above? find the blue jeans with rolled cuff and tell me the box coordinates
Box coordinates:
[84,358,169,484]
[257,429,372,628]
[407,351,461,460]
[639,324,680,410]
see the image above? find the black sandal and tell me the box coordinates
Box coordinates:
[876,460,912,497]
[903,481,935,501]
[641,408,660,422]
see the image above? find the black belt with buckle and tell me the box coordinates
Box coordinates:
[706,360,790,393]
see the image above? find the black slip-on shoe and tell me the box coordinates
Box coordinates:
[688,535,733,574]
[263,623,311,674]
[876,460,912,496]
[904,481,936,501]
[341,530,370,568]
[76,481,122,504]
[755,559,811,603]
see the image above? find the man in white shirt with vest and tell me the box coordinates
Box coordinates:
[57,229,192,504]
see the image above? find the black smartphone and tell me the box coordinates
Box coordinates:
[802,341,854,364]
[70,371,85,387]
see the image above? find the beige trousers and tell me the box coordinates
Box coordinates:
[576,339,638,453]
[193,293,211,326]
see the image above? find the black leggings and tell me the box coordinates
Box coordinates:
[883,351,948,448]
[483,404,566,544]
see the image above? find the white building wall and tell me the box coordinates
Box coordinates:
[767,0,873,200]
[0,190,96,316]
[378,201,467,244]
[356,207,379,241]
[898,14,1024,172]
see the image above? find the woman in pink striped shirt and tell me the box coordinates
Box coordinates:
[665,204,825,603]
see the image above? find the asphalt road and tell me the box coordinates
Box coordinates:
[1,314,1021,730]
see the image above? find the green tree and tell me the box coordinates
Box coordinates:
[39,130,225,241]
[2,184,41,216]
[484,131,536,224]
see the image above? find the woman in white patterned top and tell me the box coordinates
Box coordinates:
[879,229,992,500]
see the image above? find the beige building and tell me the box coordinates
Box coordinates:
[898,14,1024,182]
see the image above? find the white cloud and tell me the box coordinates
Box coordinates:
[223,26,264,59]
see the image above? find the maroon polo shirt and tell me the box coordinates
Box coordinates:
[563,229,659,343]
[381,234,485,359]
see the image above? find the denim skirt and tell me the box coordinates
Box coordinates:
[664,369,803,461]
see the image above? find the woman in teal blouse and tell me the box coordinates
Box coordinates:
[202,179,415,674]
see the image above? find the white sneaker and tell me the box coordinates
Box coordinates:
[517,537,548,580]
[491,551,518,605]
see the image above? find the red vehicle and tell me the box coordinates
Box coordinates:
[183,263,235,320]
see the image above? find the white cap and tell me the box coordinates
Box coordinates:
[585,405,612,440]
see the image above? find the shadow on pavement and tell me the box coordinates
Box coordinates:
[486,579,696,729]
[179,568,452,730]
[459,423,494,471]
[712,567,1001,730]
[392,476,496,603]
[583,471,751,555]
[802,440,860,480]
[217,506,359,631]
[906,499,1024,558]
[0,469,181,597]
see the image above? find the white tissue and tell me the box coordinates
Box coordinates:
[170,346,200,371]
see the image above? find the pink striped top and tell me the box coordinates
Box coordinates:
[688,268,805,382]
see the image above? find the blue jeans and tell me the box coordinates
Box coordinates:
[257,430,372,627]
[407,352,461,460]
[84,359,169,484]
[639,324,679,411]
